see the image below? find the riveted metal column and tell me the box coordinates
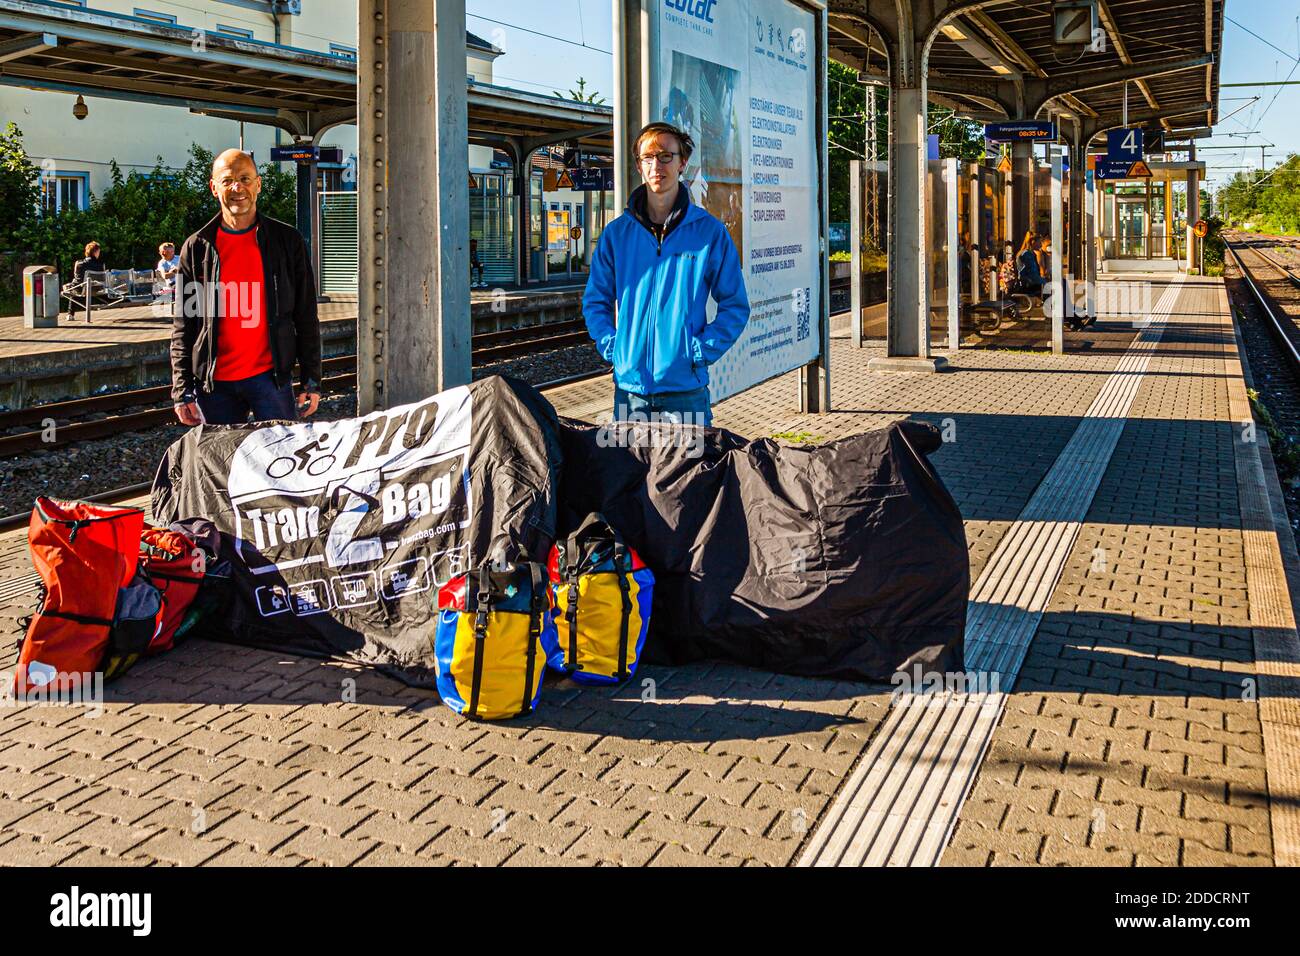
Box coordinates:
[1068,140,1085,299]
[1050,146,1064,354]
[1010,140,1032,245]
[612,0,648,212]
[358,0,470,414]
[869,34,944,374]
[1187,162,1200,271]
[849,158,863,348]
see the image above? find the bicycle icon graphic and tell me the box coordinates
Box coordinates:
[267,433,337,480]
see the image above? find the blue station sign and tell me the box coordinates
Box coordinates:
[271,145,319,163]
[568,166,615,191]
[983,120,1057,143]
[1094,158,1153,179]
[1106,127,1143,163]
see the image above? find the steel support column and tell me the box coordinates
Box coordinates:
[885,83,929,359]
[1011,140,1032,246]
[850,159,863,348]
[1187,164,1200,271]
[1049,147,1065,354]
[358,0,470,413]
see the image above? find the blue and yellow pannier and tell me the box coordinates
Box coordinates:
[546,513,654,685]
[434,561,555,720]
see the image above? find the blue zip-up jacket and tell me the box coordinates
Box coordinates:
[583,185,750,394]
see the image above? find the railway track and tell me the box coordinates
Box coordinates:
[0,320,596,457]
[1223,233,1300,375]
[0,365,609,533]
[1223,231,1300,538]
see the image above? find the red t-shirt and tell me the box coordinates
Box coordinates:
[214,224,273,382]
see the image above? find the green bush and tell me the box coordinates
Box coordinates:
[1201,215,1225,268]
[0,125,297,307]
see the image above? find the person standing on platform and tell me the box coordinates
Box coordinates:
[171,148,322,426]
[582,121,750,428]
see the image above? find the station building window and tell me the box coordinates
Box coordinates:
[133,8,179,25]
[330,43,357,60]
[216,24,254,39]
[41,172,89,214]
[469,171,515,286]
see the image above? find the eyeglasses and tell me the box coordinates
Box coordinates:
[638,151,681,166]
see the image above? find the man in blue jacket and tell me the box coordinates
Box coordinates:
[583,122,750,427]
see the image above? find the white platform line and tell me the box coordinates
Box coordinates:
[798,274,1186,867]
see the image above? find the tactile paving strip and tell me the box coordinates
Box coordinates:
[799,276,1187,867]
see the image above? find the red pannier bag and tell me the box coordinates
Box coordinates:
[15,497,144,694]
[139,526,204,654]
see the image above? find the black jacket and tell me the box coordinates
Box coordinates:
[170,212,322,404]
[72,256,105,281]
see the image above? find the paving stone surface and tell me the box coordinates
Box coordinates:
[942,278,1278,867]
[0,275,1291,865]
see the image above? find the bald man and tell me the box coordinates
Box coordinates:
[171,148,322,426]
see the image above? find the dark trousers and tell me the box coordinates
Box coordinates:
[197,370,297,425]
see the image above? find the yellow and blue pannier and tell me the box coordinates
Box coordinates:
[433,561,555,720]
[546,513,654,685]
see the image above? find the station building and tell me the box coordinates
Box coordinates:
[0,0,612,290]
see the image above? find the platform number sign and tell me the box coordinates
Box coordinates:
[1107,128,1143,163]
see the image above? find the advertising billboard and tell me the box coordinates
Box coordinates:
[650,0,825,402]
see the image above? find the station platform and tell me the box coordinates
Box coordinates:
[0,283,585,408]
[1,273,1297,867]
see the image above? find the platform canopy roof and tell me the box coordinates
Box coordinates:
[0,0,611,152]
[828,0,1224,136]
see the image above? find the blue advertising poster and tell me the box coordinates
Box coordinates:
[655,0,821,402]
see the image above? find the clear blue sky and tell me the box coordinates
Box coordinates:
[472,0,1297,195]
[467,1,614,102]
[1203,3,1300,194]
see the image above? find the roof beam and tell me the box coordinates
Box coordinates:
[0,1,352,83]
[38,43,352,102]
[1096,0,1163,119]
[520,123,614,156]
[0,72,280,118]
[964,10,1095,118]
[1043,53,1213,98]
[1079,100,1213,144]
[0,61,314,111]
[0,29,53,63]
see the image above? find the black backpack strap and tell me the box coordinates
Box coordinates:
[613,540,632,682]
[468,565,492,719]
[521,563,545,716]
[563,536,581,670]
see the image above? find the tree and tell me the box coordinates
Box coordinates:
[0,122,39,255]
[553,77,606,105]
[1216,154,1300,234]
[13,135,299,277]
[826,60,986,223]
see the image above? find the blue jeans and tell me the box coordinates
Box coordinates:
[613,385,712,427]
[197,370,297,425]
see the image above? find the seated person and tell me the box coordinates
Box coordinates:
[156,242,180,296]
[72,241,106,288]
[1015,231,1045,298]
